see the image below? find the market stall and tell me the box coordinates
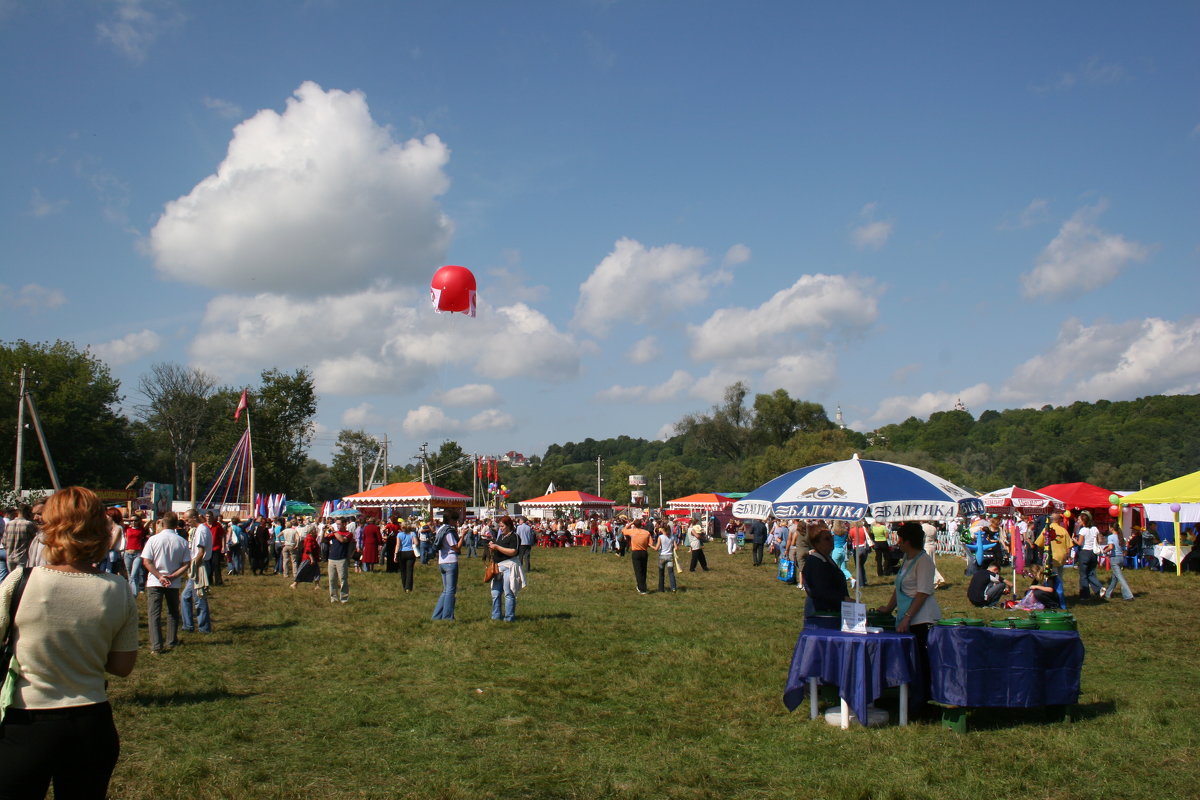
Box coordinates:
[342,482,470,519]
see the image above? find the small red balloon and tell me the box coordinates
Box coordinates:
[1108,505,1119,517]
[430,265,477,317]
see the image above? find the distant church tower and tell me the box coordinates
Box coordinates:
[835,404,845,429]
[953,397,967,413]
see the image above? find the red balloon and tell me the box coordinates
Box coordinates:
[1108,505,1119,517]
[430,265,477,317]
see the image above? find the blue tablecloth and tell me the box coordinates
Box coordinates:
[927,626,1084,708]
[784,629,920,724]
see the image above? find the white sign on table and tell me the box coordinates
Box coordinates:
[841,601,868,633]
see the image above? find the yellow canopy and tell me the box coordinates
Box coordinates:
[1119,470,1200,505]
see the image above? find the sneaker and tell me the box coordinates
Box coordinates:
[1099,588,1107,599]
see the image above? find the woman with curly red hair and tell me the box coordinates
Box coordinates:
[0,486,139,798]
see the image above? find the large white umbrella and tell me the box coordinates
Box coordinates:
[733,454,983,522]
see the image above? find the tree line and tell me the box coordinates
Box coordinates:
[3,340,1198,505]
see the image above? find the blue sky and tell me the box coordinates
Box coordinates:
[2,1,1197,466]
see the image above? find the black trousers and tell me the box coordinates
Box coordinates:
[0,702,119,800]
[518,544,532,571]
[146,586,180,652]
[397,552,416,591]
[855,546,871,586]
[631,550,649,592]
[689,549,709,572]
[752,542,765,565]
[873,542,889,576]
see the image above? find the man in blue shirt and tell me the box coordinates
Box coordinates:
[515,515,534,571]
[327,520,353,603]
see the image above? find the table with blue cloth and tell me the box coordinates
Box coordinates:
[927,626,1084,730]
[783,628,921,727]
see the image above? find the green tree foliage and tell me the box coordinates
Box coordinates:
[0,340,137,489]
[253,368,317,494]
[191,368,317,499]
[425,440,472,495]
[136,362,217,494]
[329,429,383,496]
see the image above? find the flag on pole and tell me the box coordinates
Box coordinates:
[234,388,249,420]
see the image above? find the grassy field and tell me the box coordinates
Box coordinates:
[107,547,1200,800]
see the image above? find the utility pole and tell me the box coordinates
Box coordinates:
[419,443,430,483]
[658,473,663,510]
[381,435,389,486]
[596,456,603,496]
[14,367,26,492]
[358,454,364,493]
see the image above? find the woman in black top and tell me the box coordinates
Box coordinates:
[488,517,521,622]
[801,528,849,616]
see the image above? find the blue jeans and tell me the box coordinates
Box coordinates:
[228,546,243,574]
[123,550,146,596]
[1105,556,1134,600]
[1077,550,1103,597]
[490,562,517,621]
[181,579,212,632]
[0,547,8,582]
[432,562,459,620]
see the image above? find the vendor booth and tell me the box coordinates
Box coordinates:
[342,482,470,518]
[1119,469,1200,574]
[516,490,615,520]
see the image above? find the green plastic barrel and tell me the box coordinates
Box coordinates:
[936,618,965,626]
[961,618,985,626]
[1037,615,1077,631]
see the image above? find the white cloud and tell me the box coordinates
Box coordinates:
[148,81,453,295]
[596,370,692,403]
[203,96,243,119]
[998,198,1050,230]
[29,188,67,218]
[1001,317,1200,403]
[341,402,380,427]
[655,422,677,441]
[1032,57,1128,93]
[627,336,661,364]
[402,405,515,437]
[850,203,894,251]
[96,0,183,63]
[722,243,751,267]
[762,352,838,396]
[90,329,163,366]
[188,288,581,393]
[435,384,502,408]
[403,405,457,436]
[865,316,1200,426]
[1020,202,1151,298]
[0,284,67,310]
[465,409,516,432]
[573,238,726,337]
[868,383,993,426]
[690,368,751,404]
[688,273,880,362]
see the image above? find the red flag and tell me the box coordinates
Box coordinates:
[234,389,248,420]
[475,456,482,479]
[490,458,497,482]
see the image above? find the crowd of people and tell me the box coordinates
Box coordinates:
[0,487,1196,794]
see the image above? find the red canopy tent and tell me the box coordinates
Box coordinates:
[1036,482,1114,509]
[343,482,470,511]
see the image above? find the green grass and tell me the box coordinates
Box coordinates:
[108,550,1200,799]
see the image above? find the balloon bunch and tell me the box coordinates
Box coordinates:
[487,482,510,499]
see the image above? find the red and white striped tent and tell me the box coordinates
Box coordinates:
[978,486,1065,514]
[343,482,470,511]
[517,490,615,514]
[666,492,734,511]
